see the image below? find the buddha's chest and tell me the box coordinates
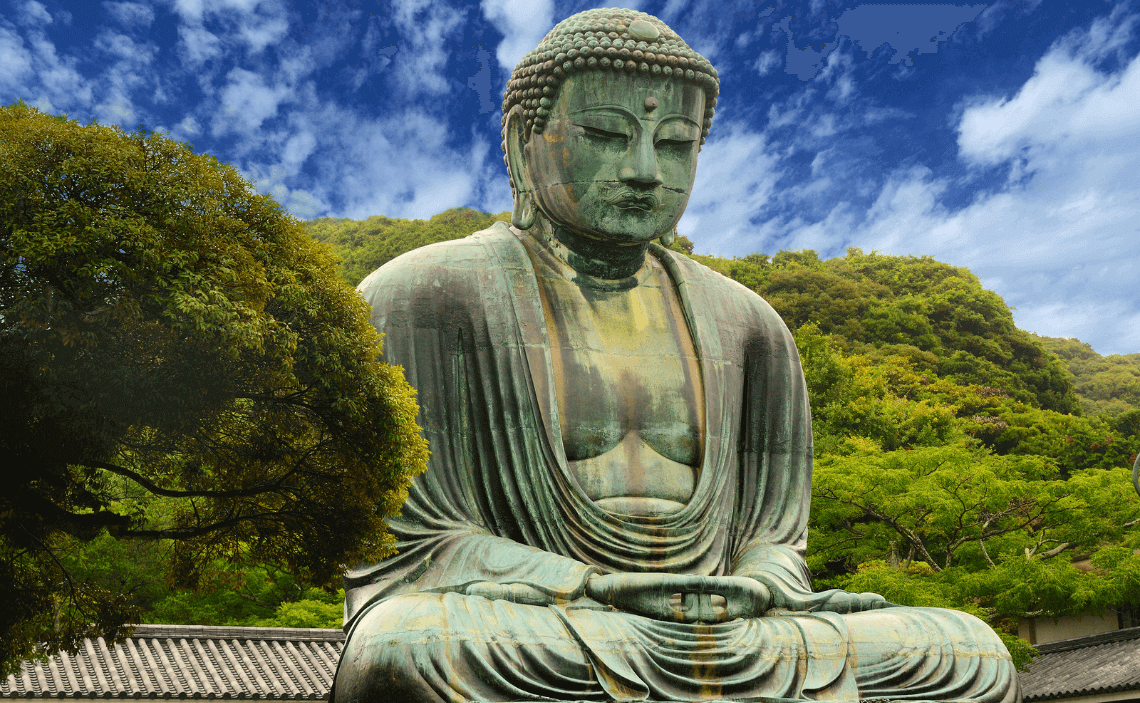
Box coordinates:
[536,261,704,509]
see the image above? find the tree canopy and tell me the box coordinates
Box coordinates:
[304,208,511,287]
[0,103,428,675]
[689,248,1080,415]
[791,324,1140,666]
[1035,334,1140,417]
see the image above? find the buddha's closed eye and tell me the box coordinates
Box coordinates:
[581,125,630,142]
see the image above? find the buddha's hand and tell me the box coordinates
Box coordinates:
[464,582,557,606]
[585,573,769,623]
[811,589,890,614]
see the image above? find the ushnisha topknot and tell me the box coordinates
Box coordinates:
[500,8,719,149]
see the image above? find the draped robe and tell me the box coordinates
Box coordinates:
[334,222,1020,703]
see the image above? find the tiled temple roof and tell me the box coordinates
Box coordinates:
[1020,626,1140,701]
[0,625,344,700]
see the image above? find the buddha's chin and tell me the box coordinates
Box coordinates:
[583,209,679,245]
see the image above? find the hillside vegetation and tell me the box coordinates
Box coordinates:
[1035,335,1140,417]
[691,248,1080,415]
[304,208,511,287]
[84,209,1139,669]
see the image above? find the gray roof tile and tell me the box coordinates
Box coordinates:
[1020,626,1140,701]
[0,625,344,700]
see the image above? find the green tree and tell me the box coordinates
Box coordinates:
[809,442,1140,669]
[143,559,344,628]
[303,208,511,287]
[691,247,1079,414]
[0,103,429,675]
[1036,334,1140,416]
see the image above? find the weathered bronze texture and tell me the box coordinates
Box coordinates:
[332,8,1020,702]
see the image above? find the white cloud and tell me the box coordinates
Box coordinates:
[173,115,201,138]
[281,130,315,167]
[481,0,552,74]
[762,10,1140,354]
[388,0,464,95]
[660,0,688,24]
[327,110,487,218]
[0,27,34,94]
[212,67,291,136]
[166,0,289,62]
[104,2,155,27]
[19,0,52,26]
[237,101,503,222]
[95,30,154,63]
[238,15,288,55]
[755,50,780,76]
[177,23,222,65]
[679,122,783,252]
[0,23,92,114]
[957,15,1140,173]
[90,30,158,126]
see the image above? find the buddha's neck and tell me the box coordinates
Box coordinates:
[538,218,649,280]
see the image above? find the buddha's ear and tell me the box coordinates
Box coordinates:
[503,105,536,230]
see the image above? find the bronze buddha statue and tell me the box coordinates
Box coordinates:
[332,8,1019,702]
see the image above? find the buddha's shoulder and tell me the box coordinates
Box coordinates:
[655,246,785,326]
[357,221,518,296]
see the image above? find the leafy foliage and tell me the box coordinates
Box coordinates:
[794,326,1140,668]
[61,531,345,628]
[303,208,511,287]
[1036,334,1140,417]
[691,247,1080,414]
[0,103,428,674]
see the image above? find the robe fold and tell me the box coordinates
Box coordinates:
[335,222,1019,702]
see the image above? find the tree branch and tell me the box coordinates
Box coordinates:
[16,488,131,540]
[85,459,294,499]
[120,511,279,540]
[1040,542,1072,559]
[979,538,996,567]
[814,488,943,571]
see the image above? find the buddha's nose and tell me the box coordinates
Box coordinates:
[619,135,663,186]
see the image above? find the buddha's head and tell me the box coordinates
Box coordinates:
[502,8,719,248]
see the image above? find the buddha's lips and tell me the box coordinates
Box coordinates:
[608,191,658,211]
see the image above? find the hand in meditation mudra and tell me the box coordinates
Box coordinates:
[333,9,1019,702]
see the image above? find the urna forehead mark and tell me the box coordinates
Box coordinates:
[557,71,706,126]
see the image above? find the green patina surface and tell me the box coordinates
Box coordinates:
[331,8,1020,702]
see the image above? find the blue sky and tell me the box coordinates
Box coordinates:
[2,0,1138,354]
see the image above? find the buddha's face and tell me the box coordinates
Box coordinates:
[523,70,706,245]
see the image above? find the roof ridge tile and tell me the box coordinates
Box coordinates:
[128,625,343,643]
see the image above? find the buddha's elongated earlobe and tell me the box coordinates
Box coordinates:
[504,105,537,230]
[660,228,677,247]
[513,189,537,230]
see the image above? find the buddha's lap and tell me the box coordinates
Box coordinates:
[334,591,1014,701]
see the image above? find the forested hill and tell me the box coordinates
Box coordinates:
[303,208,1080,416]
[1035,335,1140,417]
[304,208,511,289]
[690,249,1080,415]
